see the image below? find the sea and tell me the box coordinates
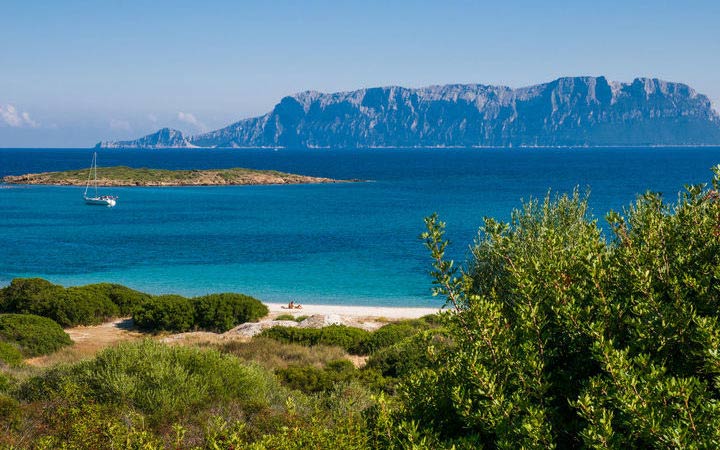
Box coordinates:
[1,147,719,307]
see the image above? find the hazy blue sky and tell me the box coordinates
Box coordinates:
[1,0,718,147]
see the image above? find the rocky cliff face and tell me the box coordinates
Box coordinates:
[98,77,720,148]
[96,128,195,149]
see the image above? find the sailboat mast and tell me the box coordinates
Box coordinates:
[94,152,98,197]
[84,153,94,197]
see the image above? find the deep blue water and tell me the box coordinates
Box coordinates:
[1,147,720,306]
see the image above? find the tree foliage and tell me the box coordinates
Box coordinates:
[133,293,267,332]
[0,278,149,327]
[194,293,269,332]
[408,167,720,448]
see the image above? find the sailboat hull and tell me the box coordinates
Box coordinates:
[84,196,116,207]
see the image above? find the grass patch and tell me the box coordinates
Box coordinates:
[215,337,349,370]
[274,314,308,322]
[260,325,371,354]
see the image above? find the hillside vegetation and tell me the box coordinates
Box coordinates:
[2,166,346,186]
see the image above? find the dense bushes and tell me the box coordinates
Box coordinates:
[0,314,72,357]
[0,341,23,366]
[277,359,362,393]
[195,293,269,332]
[134,293,268,332]
[133,295,196,332]
[260,325,371,354]
[366,328,451,378]
[20,340,283,423]
[73,283,150,315]
[0,278,267,332]
[354,318,437,355]
[0,278,149,327]
[403,168,720,447]
[261,318,439,357]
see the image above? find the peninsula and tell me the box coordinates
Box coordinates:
[2,166,349,186]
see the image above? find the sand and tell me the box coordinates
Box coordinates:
[265,302,440,320]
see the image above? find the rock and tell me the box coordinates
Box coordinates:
[224,320,298,338]
[96,128,196,149]
[296,314,347,328]
[102,77,720,148]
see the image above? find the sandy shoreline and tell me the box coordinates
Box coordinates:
[265,302,440,319]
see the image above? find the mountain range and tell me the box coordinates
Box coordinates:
[96,76,720,149]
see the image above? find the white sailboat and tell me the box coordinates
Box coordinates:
[84,152,117,207]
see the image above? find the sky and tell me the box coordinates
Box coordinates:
[1,0,719,147]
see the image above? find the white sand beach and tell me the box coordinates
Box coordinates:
[265,302,441,320]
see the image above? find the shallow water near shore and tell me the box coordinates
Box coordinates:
[1,147,719,306]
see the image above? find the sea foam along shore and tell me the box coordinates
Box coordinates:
[265,302,440,319]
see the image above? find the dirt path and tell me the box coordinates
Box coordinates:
[25,318,145,367]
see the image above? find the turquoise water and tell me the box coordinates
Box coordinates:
[1,147,720,306]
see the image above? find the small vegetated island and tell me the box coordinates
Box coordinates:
[1,166,352,186]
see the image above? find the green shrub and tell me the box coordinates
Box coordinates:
[133,293,268,333]
[0,278,64,314]
[274,314,309,322]
[261,325,371,354]
[194,293,268,332]
[354,323,420,355]
[0,278,120,327]
[276,359,386,394]
[74,283,151,315]
[133,295,195,332]
[405,169,720,447]
[260,326,319,344]
[318,326,370,351]
[20,340,283,423]
[0,372,10,393]
[0,314,72,357]
[217,337,349,370]
[275,313,298,321]
[366,329,451,378]
[0,393,21,429]
[0,341,23,366]
[54,287,119,326]
[276,359,356,393]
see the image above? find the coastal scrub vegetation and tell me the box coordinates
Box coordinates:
[134,292,268,332]
[2,168,720,448]
[0,314,72,358]
[0,278,149,327]
[259,317,439,356]
[2,166,343,186]
[402,167,720,447]
[0,279,267,333]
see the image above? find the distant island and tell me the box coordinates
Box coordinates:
[97,76,720,149]
[2,166,349,186]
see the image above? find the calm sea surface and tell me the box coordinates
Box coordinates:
[1,147,719,306]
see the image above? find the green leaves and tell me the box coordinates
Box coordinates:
[410,169,720,448]
[133,292,267,332]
